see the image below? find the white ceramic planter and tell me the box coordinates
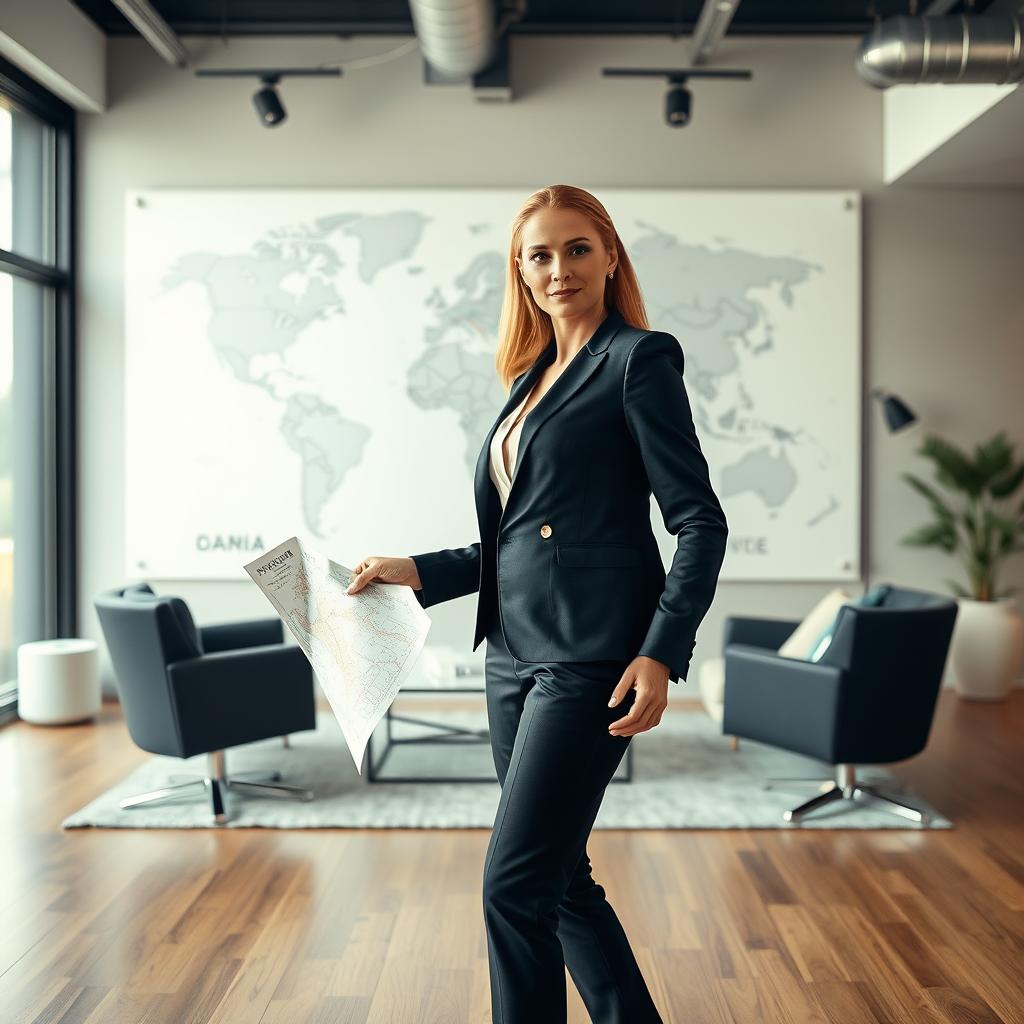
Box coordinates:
[949,597,1024,701]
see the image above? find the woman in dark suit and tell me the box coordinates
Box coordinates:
[347,184,728,1023]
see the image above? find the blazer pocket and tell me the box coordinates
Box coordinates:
[555,543,641,568]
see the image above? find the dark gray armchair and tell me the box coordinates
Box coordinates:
[94,583,318,824]
[722,584,958,825]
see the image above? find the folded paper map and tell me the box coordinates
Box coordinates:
[243,536,431,773]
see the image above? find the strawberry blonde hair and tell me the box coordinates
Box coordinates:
[495,184,651,391]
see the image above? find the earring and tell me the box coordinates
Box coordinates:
[607,271,614,280]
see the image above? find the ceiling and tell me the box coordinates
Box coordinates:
[65,0,1020,185]
[69,1,1000,37]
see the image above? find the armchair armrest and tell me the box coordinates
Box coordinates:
[722,644,846,763]
[168,642,310,695]
[167,643,315,753]
[723,616,801,651]
[199,617,284,653]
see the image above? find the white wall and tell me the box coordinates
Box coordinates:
[883,82,1017,183]
[78,34,1024,696]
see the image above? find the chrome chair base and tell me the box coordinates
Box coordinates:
[119,739,312,824]
[763,763,930,825]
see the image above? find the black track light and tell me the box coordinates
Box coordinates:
[666,85,692,126]
[253,77,286,126]
[602,67,751,127]
[195,67,342,128]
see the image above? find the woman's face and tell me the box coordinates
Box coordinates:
[515,207,617,320]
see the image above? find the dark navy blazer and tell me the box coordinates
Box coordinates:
[408,307,728,683]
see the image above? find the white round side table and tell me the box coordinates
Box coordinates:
[17,639,101,725]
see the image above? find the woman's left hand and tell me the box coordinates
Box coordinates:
[607,657,670,736]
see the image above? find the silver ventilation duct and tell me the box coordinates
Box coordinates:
[406,0,498,79]
[856,15,1024,88]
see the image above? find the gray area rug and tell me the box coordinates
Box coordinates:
[62,708,952,830]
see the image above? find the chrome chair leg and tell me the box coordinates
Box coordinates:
[121,745,304,825]
[225,779,313,801]
[120,778,229,825]
[853,784,930,824]
[783,784,845,823]
[168,770,282,784]
[120,780,206,809]
[763,763,927,825]
[763,777,836,792]
[233,769,283,781]
[765,769,907,796]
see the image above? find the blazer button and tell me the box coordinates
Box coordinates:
[539,524,552,539]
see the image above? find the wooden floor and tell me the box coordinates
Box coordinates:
[1,687,1022,1024]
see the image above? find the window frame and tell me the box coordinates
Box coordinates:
[0,56,76,722]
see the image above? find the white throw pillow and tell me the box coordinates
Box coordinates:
[776,588,853,660]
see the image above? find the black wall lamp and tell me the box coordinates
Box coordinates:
[870,387,918,434]
[195,67,343,127]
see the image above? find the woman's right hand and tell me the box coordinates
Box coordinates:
[346,556,423,596]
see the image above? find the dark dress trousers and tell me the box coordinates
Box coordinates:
[408,305,729,684]
[480,607,663,1023]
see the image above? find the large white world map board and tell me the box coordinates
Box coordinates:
[124,188,861,582]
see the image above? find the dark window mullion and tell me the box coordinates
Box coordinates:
[0,247,67,287]
[55,116,75,637]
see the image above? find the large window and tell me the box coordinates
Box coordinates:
[0,58,75,722]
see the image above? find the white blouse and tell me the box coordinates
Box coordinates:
[488,382,537,509]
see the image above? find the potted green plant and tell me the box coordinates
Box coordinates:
[900,431,1024,700]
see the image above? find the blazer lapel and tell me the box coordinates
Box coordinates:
[512,308,626,492]
[472,308,628,531]
[510,347,607,491]
[472,341,555,520]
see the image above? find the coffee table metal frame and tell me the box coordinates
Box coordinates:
[366,683,634,784]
